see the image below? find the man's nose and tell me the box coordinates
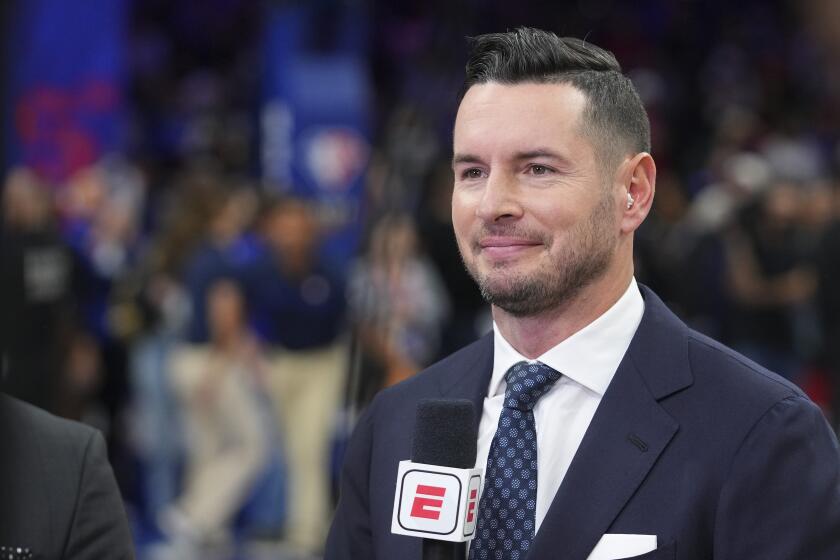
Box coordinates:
[476,172,524,222]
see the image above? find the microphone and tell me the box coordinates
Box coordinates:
[391,399,483,560]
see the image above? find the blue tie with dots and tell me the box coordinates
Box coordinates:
[469,361,562,560]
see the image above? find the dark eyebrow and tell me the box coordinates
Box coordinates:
[452,153,484,167]
[452,149,573,168]
[512,149,571,166]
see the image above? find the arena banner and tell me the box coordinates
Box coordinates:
[260,3,371,269]
[4,0,127,182]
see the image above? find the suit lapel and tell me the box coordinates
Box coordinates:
[530,286,691,560]
[531,358,678,559]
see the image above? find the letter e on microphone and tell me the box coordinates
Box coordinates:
[391,460,484,542]
[463,474,481,537]
[410,484,447,520]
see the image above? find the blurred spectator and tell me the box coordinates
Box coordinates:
[817,178,840,427]
[245,196,346,350]
[245,195,348,554]
[0,167,73,412]
[54,329,106,426]
[57,159,148,488]
[725,181,818,381]
[181,183,259,343]
[123,270,189,529]
[114,166,220,528]
[417,161,488,357]
[797,179,835,359]
[348,213,449,402]
[61,159,146,339]
[684,153,772,238]
[634,170,692,317]
[162,279,269,550]
[675,153,774,340]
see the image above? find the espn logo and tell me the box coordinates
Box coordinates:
[391,460,483,542]
[464,476,481,536]
[410,485,447,520]
[466,488,478,523]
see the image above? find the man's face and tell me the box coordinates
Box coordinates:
[451,82,621,317]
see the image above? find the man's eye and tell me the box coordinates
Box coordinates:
[529,165,551,176]
[462,168,484,179]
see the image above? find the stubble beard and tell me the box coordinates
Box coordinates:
[459,193,617,318]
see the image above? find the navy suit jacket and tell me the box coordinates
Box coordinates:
[326,286,840,559]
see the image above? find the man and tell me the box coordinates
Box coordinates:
[326,28,840,559]
[0,168,73,413]
[246,196,348,553]
[0,392,134,559]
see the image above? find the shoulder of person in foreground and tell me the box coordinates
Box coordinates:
[0,394,135,559]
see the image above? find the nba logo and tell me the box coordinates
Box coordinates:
[392,460,484,542]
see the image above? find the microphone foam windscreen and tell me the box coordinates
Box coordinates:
[411,399,477,468]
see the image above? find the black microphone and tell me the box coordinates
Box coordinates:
[412,399,478,560]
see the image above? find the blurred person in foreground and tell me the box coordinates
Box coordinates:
[326,28,840,559]
[0,391,134,558]
[161,279,268,551]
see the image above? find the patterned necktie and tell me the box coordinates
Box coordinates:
[469,361,562,560]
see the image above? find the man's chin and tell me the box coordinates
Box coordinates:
[477,279,548,316]
[484,294,554,317]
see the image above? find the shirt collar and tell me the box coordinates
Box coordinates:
[490,278,645,398]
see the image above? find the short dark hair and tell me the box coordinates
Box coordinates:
[462,27,651,170]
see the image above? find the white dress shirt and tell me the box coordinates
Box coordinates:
[474,278,645,532]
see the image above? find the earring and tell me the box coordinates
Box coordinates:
[626,193,634,209]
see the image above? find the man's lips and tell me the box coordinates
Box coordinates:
[477,237,542,258]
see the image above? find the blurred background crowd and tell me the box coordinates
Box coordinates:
[2,0,840,558]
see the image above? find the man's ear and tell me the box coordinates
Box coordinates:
[619,152,656,234]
